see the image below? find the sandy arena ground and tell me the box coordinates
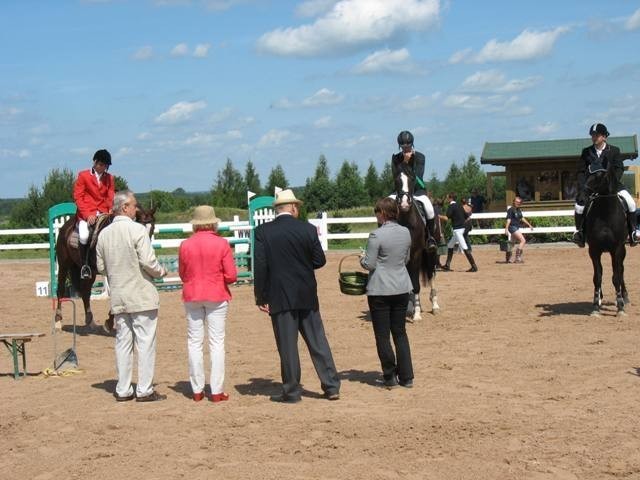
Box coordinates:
[2,245,640,480]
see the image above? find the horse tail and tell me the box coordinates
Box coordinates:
[420,246,436,285]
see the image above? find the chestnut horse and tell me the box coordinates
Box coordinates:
[394,165,440,320]
[54,205,156,331]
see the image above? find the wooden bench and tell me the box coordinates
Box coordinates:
[1,333,45,379]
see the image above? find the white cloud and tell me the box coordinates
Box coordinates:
[625,8,640,30]
[397,93,440,112]
[69,147,91,156]
[460,69,542,93]
[272,88,344,109]
[352,48,420,75]
[257,0,440,57]
[154,100,207,124]
[117,147,133,156]
[443,93,532,116]
[333,134,380,148]
[302,88,344,106]
[314,115,332,127]
[193,43,211,57]
[133,46,154,61]
[137,132,152,140]
[295,0,340,17]
[532,122,558,135]
[451,27,568,64]
[154,0,253,10]
[184,129,242,146]
[257,129,291,147]
[171,43,190,57]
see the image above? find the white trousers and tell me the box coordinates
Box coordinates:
[114,310,158,398]
[575,189,636,214]
[447,227,469,251]
[185,301,228,395]
[78,219,90,244]
[388,194,435,219]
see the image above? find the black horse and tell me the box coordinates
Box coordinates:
[54,205,157,331]
[394,165,440,320]
[583,163,629,316]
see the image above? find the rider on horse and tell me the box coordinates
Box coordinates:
[573,123,638,248]
[73,149,115,279]
[391,130,438,252]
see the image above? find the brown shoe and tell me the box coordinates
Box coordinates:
[114,392,135,402]
[136,391,166,402]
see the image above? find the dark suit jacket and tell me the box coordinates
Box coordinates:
[253,214,326,315]
[577,143,624,193]
[391,150,427,195]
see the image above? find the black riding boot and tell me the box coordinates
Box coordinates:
[441,248,454,271]
[80,243,92,279]
[573,212,585,248]
[426,217,438,252]
[464,249,478,272]
[627,211,638,247]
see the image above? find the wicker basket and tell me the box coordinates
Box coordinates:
[338,254,369,296]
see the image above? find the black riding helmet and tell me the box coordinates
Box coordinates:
[397,130,414,147]
[93,149,112,166]
[589,123,609,137]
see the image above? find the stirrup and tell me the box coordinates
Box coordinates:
[80,264,92,279]
[426,238,437,252]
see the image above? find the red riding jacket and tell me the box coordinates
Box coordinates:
[73,169,115,220]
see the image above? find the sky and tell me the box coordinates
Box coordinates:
[1,0,639,198]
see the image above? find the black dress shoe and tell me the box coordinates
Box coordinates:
[324,391,340,401]
[382,377,399,389]
[399,379,414,388]
[113,392,135,402]
[269,394,301,404]
[136,391,167,402]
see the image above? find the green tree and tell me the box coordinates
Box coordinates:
[334,160,367,208]
[244,161,261,195]
[9,168,74,227]
[379,162,393,195]
[114,175,129,192]
[303,155,336,212]
[211,158,247,208]
[363,161,384,203]
[442,155,486,200]
[264,164,288,195]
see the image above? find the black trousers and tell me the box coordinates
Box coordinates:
[270,309,340,400]
[367,294,414,383]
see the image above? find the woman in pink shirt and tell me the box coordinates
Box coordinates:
[179,206,237,402]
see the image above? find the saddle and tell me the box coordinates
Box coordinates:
[67,214,112,251]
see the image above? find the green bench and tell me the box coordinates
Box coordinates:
[1,333,45,379]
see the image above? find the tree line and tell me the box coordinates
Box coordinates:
[2,154,502,229]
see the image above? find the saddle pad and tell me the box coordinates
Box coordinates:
[90,215,111,249]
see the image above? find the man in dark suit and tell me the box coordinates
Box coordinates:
[574,123,638,247]
[254,189,340,403]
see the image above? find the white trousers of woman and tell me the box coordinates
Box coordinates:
[114,310,158,398]
[447,227,469,251]
[185,301,228,395]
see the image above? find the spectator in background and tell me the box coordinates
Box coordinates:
[439,192,478,272]
[470,189,486,213]
[505,196,533,263]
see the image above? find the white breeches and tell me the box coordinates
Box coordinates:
[78,220,90,244]
[575,189,636,214]
[447,227,469,251]
[388,194,435,219]
[185,301,228,395]
[114,309,158,398]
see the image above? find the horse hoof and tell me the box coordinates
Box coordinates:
[431,307,440,316]
[617,310,627,317]
[54,320,62,331]
[590,311,600,317]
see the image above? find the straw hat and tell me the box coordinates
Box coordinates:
[273,189,303,206]
[190,205,220,225]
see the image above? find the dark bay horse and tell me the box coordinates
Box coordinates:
[583,163,629,316]
[54,205,157,331]
[394,166,440,320]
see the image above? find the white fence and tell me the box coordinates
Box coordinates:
[0,209,575,253]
